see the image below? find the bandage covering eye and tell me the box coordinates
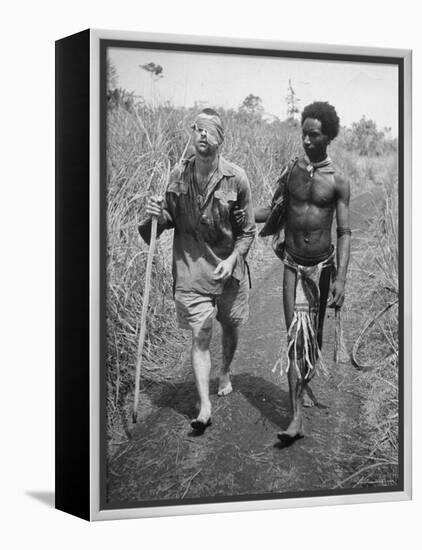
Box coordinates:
[192,114,225,146]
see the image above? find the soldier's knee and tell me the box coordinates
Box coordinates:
[192,326,212,350]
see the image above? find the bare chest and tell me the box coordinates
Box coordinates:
[195,173,209,192]
[288,169,336,208]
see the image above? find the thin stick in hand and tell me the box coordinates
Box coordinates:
[132,163,170,423]
[132,214,158,423]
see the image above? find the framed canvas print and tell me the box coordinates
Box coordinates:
[55,28,412,521]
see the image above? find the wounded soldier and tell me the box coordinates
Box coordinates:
[140,109,255,434]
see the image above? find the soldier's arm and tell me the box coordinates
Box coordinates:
[232,171,256,257]
[215,170,256,281]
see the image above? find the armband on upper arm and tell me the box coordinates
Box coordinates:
[336,227,352,237]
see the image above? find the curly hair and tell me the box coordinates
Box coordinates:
[301,101,340,140]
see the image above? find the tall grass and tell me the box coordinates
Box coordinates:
[106,96,399,469]
[106,102,191,438]
[338,175,399,487]
[330,140,398,195]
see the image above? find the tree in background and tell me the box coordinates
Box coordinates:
[140,62,164,80]
[139,62,164,108]
[342,116,397,156]
[106,58,132,110]
[239,93,264,117]
[107,58,119,90]
[286,79,300,120]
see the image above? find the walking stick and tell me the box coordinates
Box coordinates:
[132,136,191,423]
[132,162,170,423]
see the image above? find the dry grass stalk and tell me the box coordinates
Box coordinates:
[334,309,349,364]
[338,177,399,487]
[351,300,398,371]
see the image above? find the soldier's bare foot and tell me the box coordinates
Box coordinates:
[277,419,304,444]
[191,403,212,433]
[217,373,232,396]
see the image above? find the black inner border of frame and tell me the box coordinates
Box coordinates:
[99,38,405,511]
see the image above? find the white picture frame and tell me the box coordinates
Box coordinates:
[55,28,412,521]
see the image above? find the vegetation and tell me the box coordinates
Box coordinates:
[106,74,399,488]
[285,79,300,120]
[340,175,399,487]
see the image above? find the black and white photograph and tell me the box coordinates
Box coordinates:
[101,37,405,510]
[4,0,420,546]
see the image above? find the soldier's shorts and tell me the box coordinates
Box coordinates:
[174,276,249,332]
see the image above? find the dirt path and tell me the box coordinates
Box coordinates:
[107,189,381,506]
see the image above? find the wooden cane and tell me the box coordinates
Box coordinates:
[132,163,170,423]
[132,135,191,422]
[132,212,158,423]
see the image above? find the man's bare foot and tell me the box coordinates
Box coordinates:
[277,418,304,444]
[197,401,211,421]
[217,373,232,396]
[190,405,211,433]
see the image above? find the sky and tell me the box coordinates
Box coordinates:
[108,47,399,136]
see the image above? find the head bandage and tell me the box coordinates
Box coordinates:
[192,114,224,146]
